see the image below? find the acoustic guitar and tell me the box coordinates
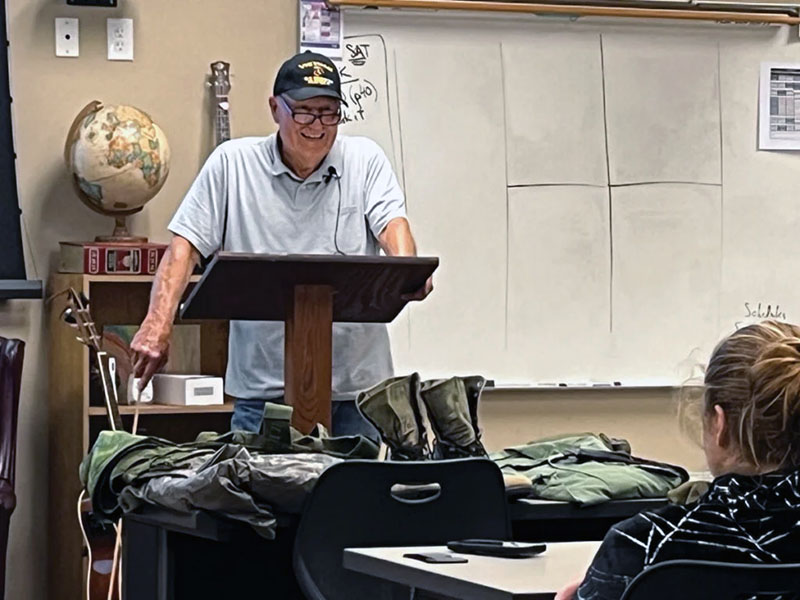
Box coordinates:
[61,288,123,600]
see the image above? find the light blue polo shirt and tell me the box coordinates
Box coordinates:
[168,133,406,401]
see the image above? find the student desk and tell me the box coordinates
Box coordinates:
[343,542,602,600]
[121,495,654,599]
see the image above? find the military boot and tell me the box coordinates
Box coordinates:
[462,375,487,448]
[356,373,430,460]
[419,376,488,459]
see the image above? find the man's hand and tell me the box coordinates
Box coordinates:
[131,319,171,391]
[129,235,200,392]
[401,276,433,302]
[379,218,434,303]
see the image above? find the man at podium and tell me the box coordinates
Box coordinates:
[130,51,431,439]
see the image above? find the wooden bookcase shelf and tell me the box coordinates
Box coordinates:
[47,272,231,600]
[87,402,235,416]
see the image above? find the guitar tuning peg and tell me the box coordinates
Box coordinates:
[60,306,77,325]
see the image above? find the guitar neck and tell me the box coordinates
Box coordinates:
[95,352,124,431]
[64,288,125,433]
[215,96,231,146]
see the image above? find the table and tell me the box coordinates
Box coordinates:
[122,509,304,600]
[510,497,667,542]
[343,542,602,600]
[121,495,664,597]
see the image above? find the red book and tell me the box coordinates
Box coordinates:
[58,241,167,275]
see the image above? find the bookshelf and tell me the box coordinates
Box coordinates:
[46,272,231,600]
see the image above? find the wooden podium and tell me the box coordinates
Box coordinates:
[180,252,439,433]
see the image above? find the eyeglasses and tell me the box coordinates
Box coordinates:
[278,96,341,126]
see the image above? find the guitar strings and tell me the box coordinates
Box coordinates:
[105,396,142,599]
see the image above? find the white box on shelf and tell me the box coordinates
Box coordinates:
[152,374,224,406]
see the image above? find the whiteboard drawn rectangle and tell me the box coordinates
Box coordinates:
[603,35,720,185]
[611,184,721,380]
[299,1,342,60]
[503,35,607,186]
[758,62,800,150]
[507,186,611,380]
[394,41,507,378]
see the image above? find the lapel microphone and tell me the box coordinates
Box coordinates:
[324,165,339,184]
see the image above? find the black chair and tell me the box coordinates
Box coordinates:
[620,559,800,600]
[293,458,510,600]
[0,337,24,600]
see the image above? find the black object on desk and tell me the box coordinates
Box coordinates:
[447,539,547,558]
[404,552,468,564]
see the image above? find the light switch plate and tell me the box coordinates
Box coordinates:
[107,18,134,61]
[55,18,79,58]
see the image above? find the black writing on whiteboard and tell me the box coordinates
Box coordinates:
[341,79,378,124]
[346,43,370,66]
[339,65,357,85]
[339,40,378,125]
[734,302,788,329]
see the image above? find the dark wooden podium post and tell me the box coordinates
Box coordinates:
[181,253,438,434]
[285,284,334,432]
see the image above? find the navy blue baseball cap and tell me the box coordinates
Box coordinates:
[273,51,347,106]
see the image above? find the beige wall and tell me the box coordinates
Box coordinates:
[3,2,295,598]
[0,3,708,600]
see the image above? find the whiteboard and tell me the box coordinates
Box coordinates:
[337,13,800,385]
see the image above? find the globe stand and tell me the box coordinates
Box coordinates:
[95,215,148,243]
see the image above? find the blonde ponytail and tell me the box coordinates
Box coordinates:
[705,320,800,470]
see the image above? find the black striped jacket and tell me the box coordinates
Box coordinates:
[576,469,800,600]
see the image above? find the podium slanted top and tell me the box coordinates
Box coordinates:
[179,252,439,323]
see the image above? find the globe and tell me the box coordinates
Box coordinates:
[64,101,171,241]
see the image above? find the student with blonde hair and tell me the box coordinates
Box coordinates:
[556,320,800,600]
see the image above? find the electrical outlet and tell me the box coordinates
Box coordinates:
[55,18,79,58]
[107,18,133,61]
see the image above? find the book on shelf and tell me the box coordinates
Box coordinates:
[59,241,167,275]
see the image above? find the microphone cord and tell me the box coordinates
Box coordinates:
[328,168,345,255]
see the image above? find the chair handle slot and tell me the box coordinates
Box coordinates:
[390,482,442,504]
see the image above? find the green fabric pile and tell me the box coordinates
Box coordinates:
[491,433,688,505]
[80,428,379,538]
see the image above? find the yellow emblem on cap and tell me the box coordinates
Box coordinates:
[298,60,334,73]
[304,75,333,86]
[298,60,335,86]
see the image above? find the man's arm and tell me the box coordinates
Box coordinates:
[378,217,433,301]
[130,235,200,390]
[378,216,416,256]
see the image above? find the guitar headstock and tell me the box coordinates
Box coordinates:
[60,287,124,431]
[210,61,231,98]
[61,288,102,352]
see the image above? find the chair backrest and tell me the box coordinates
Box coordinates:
[621,560,800,600]
[0,336,23,509]
[0,336,24,600]
[293,458,510,600]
